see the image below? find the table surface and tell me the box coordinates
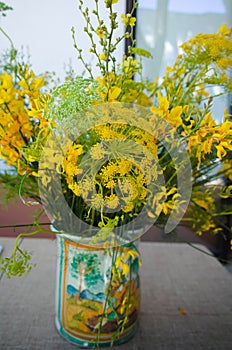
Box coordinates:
[0,238,232,350]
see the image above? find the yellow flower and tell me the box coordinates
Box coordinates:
[121,262,130,275]
[126,249,139,259]
[1,71,13,90]
[79,177,95,197]
[151,91,169,117]
[105,194,119,209]
[91,194,104,210]
[118,178,133,198]
[90,143,104,159]
[68,181,80,196]
[123,57,138,70]
[115,248,141,277]
[122,201,134,213]
[105,179,115,189]
[121,14,136,27]
[115,256,129,275]
[108,86,121,101]
[203,138,213,154]
[167,106,183,128]
[99,53,106,61]
[117,160,132,176]
[105,0,118,6]
[217,23,231,35]
[216,143,228,158]
[31,171,38,177]
[0,65,48,172]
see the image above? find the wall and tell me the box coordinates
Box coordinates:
[0,0,125,79]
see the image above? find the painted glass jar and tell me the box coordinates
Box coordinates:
[55,234,140,347]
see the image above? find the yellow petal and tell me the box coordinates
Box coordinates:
[122,262,130,275]
[109,86,121,101]
[178,307,187,315]
[127,250,139,259]
[216,144,227,158]
[99,53,106,60]
[217,24,230,35]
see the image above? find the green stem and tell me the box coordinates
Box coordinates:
[0,222,50,229]
[0,26,15,48]
[71,27,93,79]
[96,246,118,344]
[105,4,114,75]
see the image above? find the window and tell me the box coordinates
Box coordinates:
[135,0,232,121]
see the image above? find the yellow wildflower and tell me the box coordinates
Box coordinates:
[100,162,119,181]
[121,262,130,275]
[99,53,106,61]
[217,23,231,35]
[105,179,115,189]
[91,194,104,210]
[108,86,121,101]
[158,90,169,112]
[126,249,139,259]
[117,160,132,176]
[68,181,80,196]
[90,143,104,159]
[96,28,105,38]
[79,177,95,196]
[167,106,183,128]
[123,57,139,74]
[121,14,136,27]
[122,201,134,213]
[216,143,228,158]
[115,248,141,277]
[105,194,119,209]
[118,178,133,198]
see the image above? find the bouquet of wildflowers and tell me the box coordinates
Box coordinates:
[0,0,232,277]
